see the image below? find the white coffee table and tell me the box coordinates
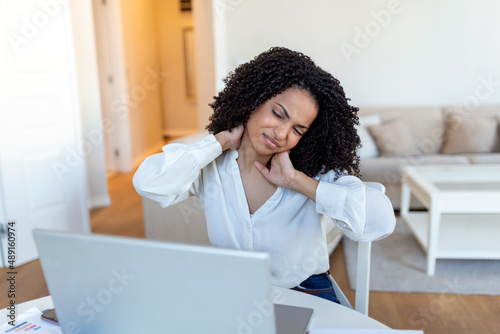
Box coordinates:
[400,165,500,275]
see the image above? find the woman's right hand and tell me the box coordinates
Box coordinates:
[215,125,244,151]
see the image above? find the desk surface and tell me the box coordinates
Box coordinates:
[272,287,389,329]
[1,288,389,330]
[0,287,389,329]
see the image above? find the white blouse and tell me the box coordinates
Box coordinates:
[133,134,396,288]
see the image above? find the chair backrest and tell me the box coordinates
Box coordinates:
[330,181,385,315]
[357,182,385,315]
[354,241,372,315]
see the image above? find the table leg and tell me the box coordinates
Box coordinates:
[400,181,410,219]
[427,200,441,276]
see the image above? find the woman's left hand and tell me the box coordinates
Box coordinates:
[254,151,298,189]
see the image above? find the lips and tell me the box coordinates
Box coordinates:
[263,134,280,149]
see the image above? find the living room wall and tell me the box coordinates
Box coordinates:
[210,0,500,112]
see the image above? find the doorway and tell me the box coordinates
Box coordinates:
[92,0,199,173]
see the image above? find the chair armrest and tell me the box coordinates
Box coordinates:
[355,241,371,315]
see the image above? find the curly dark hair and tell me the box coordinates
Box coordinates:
[206,47,360,178]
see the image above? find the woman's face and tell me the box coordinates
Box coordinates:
[244,88,318,155]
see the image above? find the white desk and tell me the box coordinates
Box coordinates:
[272,287,390,329]
[1,288,390,330]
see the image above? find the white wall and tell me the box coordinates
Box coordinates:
[212,0,500,109]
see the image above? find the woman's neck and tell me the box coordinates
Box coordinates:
[237,131,272,174]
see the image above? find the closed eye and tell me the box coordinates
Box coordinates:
[273,109,304,136]
[293,128,303,136]
[272,109,284,119]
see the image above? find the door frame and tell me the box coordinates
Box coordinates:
[92,0,132,172]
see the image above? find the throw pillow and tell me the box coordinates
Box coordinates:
[367,119,418,157]
[356,114,381,158]
[441,114,498,154]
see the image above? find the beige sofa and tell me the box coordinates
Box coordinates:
[357,105,500,209]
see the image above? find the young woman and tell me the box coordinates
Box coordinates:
[133,47,395,303]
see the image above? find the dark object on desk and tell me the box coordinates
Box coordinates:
[41,308,58,324]
[275,304,313,334]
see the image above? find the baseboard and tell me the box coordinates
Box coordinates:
[88,193,111,209]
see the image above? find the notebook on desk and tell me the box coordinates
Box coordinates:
[33,229,312,334]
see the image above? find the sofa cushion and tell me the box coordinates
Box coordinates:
[441,114,498,154]
[358,107,445,154]
[360,154,471,186]
[442,105,500,119]
[356,114,381,158]
[442,105,500,152]
[368,119,418,157]
[465,153,500,164]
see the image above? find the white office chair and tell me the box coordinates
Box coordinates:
[327,181,385,316]
[142,181,385,317]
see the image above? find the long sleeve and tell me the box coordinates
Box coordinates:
[315,170,396,242]
[132,135,222,208]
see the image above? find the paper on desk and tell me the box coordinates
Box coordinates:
[0,307,62,334]
[309,329,424,334]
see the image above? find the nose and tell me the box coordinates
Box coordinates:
[273,124,289,141]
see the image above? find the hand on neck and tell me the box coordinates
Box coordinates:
[237,133,272,174]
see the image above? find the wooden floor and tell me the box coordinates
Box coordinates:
[1,170,499,333]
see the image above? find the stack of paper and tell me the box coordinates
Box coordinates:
[0,307,61,334]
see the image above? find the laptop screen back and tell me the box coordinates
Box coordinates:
[33,229,276,334]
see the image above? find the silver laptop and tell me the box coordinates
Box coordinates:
[33,229,312,334]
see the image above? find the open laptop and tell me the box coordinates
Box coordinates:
[33,229,313,334]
